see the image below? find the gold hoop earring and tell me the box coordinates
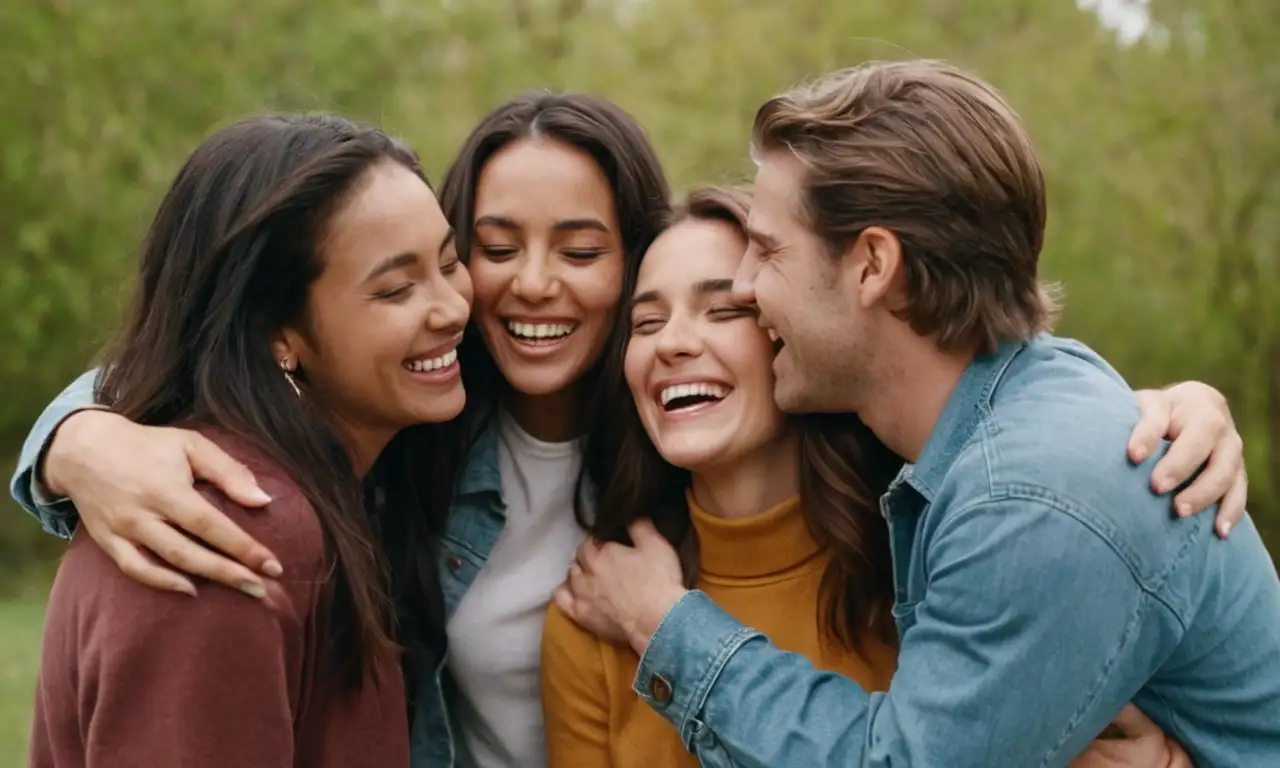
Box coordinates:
[279,357,301,398]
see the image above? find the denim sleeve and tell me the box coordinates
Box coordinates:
[633,498,1172,767]
[9,369,101,538]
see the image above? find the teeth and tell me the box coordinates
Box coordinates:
[507,321,576,340]
[404,348,458,373]
[660,382,729,407]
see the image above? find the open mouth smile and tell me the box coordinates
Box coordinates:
[658,381,731,416]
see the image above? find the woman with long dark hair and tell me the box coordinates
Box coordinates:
[30,114,471,767]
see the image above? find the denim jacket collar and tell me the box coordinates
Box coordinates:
[906,338,1027,502]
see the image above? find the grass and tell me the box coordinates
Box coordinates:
[0,598,43,767]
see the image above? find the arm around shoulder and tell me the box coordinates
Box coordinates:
[540,603,613,767]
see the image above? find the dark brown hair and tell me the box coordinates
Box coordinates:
[752,59,1060,355]
[592,186,904,648]
[96,114,455,687]
[438,91,672,524]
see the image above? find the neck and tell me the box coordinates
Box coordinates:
[338,424,394,478]
[690,431,800,519]
[857,333,974,462]
[505,385,583,443]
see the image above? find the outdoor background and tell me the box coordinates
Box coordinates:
[1,0,1276,762]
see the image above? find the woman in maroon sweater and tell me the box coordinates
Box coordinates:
[30,114,473,767]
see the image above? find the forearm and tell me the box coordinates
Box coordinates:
[10,369,101,536]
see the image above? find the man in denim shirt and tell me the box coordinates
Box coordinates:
[561,60,1280,766]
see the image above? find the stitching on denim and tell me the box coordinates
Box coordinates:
[680,626,760,747]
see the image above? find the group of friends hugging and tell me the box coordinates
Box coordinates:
[11,59,1280,767]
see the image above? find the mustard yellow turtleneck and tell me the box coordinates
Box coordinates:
[540,492,898,767]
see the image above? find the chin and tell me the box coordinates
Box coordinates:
[653,437,729,473]
[499,364,588,398]
[410,387,467,425]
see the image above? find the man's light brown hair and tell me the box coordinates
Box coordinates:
[751,59,1060,354]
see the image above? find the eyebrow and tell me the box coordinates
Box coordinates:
[629,278,735,309]
[474,215,610,234]
[745,224,780,250]
[363,228,456,282]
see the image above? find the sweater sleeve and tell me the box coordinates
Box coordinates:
[64,485,325,768]
[540,603,613,767]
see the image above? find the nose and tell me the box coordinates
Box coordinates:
[510,251,559,304]
[426,280,470,334]
[654,311,703,364]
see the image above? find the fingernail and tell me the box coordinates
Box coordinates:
[177,583,197,597]
[240,582,267,599]
[1219,521,1232,538]
[1131,445,1147,462]
[263,559,283,577]
[1155,477,1171,494]
[248,489,272,505]
[1176,502,1191,517]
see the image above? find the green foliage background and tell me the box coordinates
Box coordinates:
[2,0,1277,588]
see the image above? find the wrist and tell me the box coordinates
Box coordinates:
[41,407,115,497]
[625,584,689,655]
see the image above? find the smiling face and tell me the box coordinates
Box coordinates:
[734,152,873,414]
[277,161,472,462]
[625,217,790,473]
[466,138,624,400]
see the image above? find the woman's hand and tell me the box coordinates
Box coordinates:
[1130,381,1247,536]
[1070,704,1190,767]
[43,410,280,596]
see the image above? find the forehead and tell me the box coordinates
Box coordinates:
[748,152,807,235]
[321,162,446,272]
[475,138,617,224]
[635,218,745,293]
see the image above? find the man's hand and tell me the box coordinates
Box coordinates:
[1130,381,1247,536]
[1069,704,1191,767]
[554,519,688,655]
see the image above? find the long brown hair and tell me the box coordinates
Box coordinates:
[437,91,672,524]
[591,186,903,648]
[96,114,456,687]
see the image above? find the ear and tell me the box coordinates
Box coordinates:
[842,226,903,310]
[271,328,306,370]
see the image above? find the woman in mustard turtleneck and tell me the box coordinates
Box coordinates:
[538,187,902,767]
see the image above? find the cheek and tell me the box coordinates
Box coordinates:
[566,257,624,316]
[622,340,649,401]
[467,260,509,314]
[451,265,475,309]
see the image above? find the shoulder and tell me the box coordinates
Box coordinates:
[192,426,327,582]
[541,603,606,663]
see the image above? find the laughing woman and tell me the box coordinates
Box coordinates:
[30,114,471,766]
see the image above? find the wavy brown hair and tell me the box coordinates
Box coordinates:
[591,186,904,648]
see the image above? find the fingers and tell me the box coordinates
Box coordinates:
[576,537,603,573]
[552,583,576,618]
[1165,736,1193,768]
[1209,472,1248,538]
[1129,389,1172,464]
[627,518,663,547]
[1149,415,1219,499]
[1108,703,1162,737]
[1168,431,1242,518]
[133,519,270,598]
[184,431,271,507]
[164,486,283,577]
[105,537,197,596]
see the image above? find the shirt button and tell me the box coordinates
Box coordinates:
[447,556,462,572]
[649,675,674,704]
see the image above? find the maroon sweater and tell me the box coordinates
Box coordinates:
[29,430,410,768]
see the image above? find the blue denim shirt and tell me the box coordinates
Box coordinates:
[630,336,1280,767]
[10,372,511,768]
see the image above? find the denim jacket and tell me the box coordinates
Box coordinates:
[629,336,1280,767]
[10,372,511,768]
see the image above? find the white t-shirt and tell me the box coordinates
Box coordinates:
[446,410,592,768]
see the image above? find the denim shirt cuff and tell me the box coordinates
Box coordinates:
[631,590,761,747]
[12,466,79,539]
